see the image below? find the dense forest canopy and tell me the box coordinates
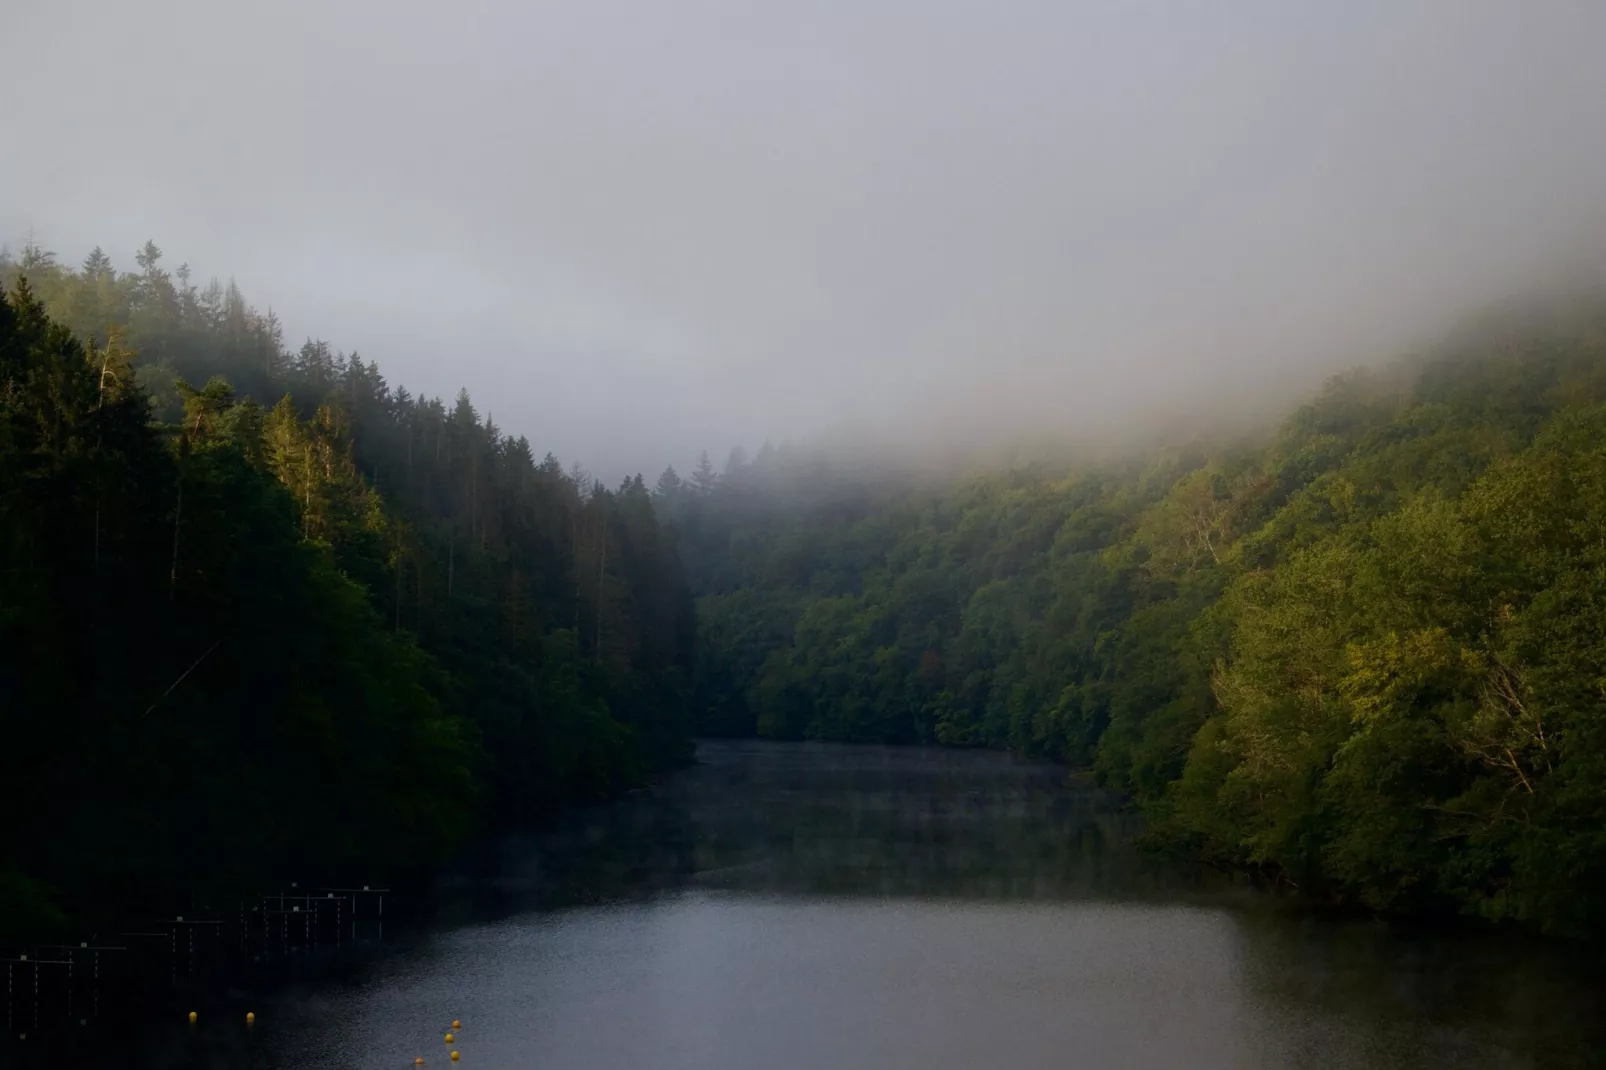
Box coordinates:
[7,237,1606,939]
[668,288,1606,935]
[0,240,694,941]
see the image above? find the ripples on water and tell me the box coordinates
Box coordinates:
[121,742,1606,1068]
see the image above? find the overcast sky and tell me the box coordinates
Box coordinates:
[5,0,1606,478]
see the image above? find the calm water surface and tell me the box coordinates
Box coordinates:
[218,743,1606,1067]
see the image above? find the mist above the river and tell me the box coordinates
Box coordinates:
[5,1,1606,478]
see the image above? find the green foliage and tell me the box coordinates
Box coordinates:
[674,294,1606,933]
[12,234,1606,936]
[1,244,694,933]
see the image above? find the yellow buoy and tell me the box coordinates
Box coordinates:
[415,1059,425,1066]
[245,1012,255,1025]
[188,1011,197,1024]
[445,1032,455,1043]
[452,1020,462,1030]
[451,1052,460,1062]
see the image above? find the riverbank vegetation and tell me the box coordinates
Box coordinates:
[672,288,1606,935]
[0,242,694,941]
[8,236,1606,939]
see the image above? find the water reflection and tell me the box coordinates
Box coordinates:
[171,742,1606,1068]
[1229,911,1606,1068]
[450,740,1198,911]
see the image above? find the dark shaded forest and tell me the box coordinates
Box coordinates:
[7,238,1606,941]
[669,289,1606,935]
[0,241,694,942]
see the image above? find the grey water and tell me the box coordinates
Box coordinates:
[169,742,1606,1067]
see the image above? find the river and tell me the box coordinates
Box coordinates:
[151,741,1606,1068]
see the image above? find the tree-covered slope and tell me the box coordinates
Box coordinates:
[1,241,694,939]
[668,291,1606,933]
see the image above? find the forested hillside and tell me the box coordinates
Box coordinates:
[9,234,1606,938]
[670,291,1606,934]
[0,241,694,939]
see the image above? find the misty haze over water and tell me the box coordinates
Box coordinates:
[11,4,1606,1066]
[133,744,1606,1070]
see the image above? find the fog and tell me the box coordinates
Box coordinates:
[5,0,1606,478]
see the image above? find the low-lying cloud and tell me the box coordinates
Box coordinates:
[5,0,1606,478]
